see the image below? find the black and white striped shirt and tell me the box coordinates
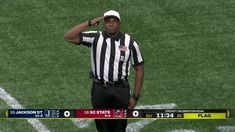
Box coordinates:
[79,31,144,82]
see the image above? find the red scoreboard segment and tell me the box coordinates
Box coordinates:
[2,109,230,119]
[76,109,126,118]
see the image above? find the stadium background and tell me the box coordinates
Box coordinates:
[0,0,234,131]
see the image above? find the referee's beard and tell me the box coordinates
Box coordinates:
[104,27,120,38]
[103,22,120,38]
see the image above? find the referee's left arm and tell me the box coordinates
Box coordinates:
[128,64,144,109]
[133,64,144,98]
[128,40,144,109]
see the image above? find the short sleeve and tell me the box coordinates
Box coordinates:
[79,31,99,47]
[131,41,144,66]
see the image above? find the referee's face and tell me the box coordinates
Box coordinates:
[104,17,120,36]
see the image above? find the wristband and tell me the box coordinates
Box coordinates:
[88,20,92,26]
[132,94,140,101]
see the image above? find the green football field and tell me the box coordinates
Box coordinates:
[0,0,234,131]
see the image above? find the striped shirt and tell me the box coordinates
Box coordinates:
[79,31,144,82]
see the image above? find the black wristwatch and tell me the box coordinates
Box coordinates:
[88,20,92,26]
[132,94,140,101]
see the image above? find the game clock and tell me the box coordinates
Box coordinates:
[128,110,179,118]
[155,112,175,118]
[144,112,175,118]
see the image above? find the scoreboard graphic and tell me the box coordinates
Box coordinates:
[0,109,230,119]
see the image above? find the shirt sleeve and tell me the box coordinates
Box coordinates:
[79,31,99,47]
[131,41,144,66]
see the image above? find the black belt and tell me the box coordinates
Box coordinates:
[93,79,125,87]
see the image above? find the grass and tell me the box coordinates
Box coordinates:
[0,0,234,131]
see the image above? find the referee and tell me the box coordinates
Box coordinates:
[64,10,144,132]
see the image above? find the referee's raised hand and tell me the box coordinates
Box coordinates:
[89,16,103,26]
[64,16,103,44]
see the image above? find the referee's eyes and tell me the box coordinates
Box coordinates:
[105,18,118,24]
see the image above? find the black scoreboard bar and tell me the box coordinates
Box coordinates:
[0,109,230,119]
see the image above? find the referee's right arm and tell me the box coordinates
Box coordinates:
[64,16,103,44]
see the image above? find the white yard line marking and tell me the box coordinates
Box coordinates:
[170,130,195,132]
[71,119,93,128]
[126,103,177,132]
[126,119,155,132]
[71,103,177,132]
[216,126,235,132]
[0,86,50,132]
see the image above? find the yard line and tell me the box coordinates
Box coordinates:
[71,119,93,128]
[126,119,155,132]
[0,86,50,132]
[216,126,235,132]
